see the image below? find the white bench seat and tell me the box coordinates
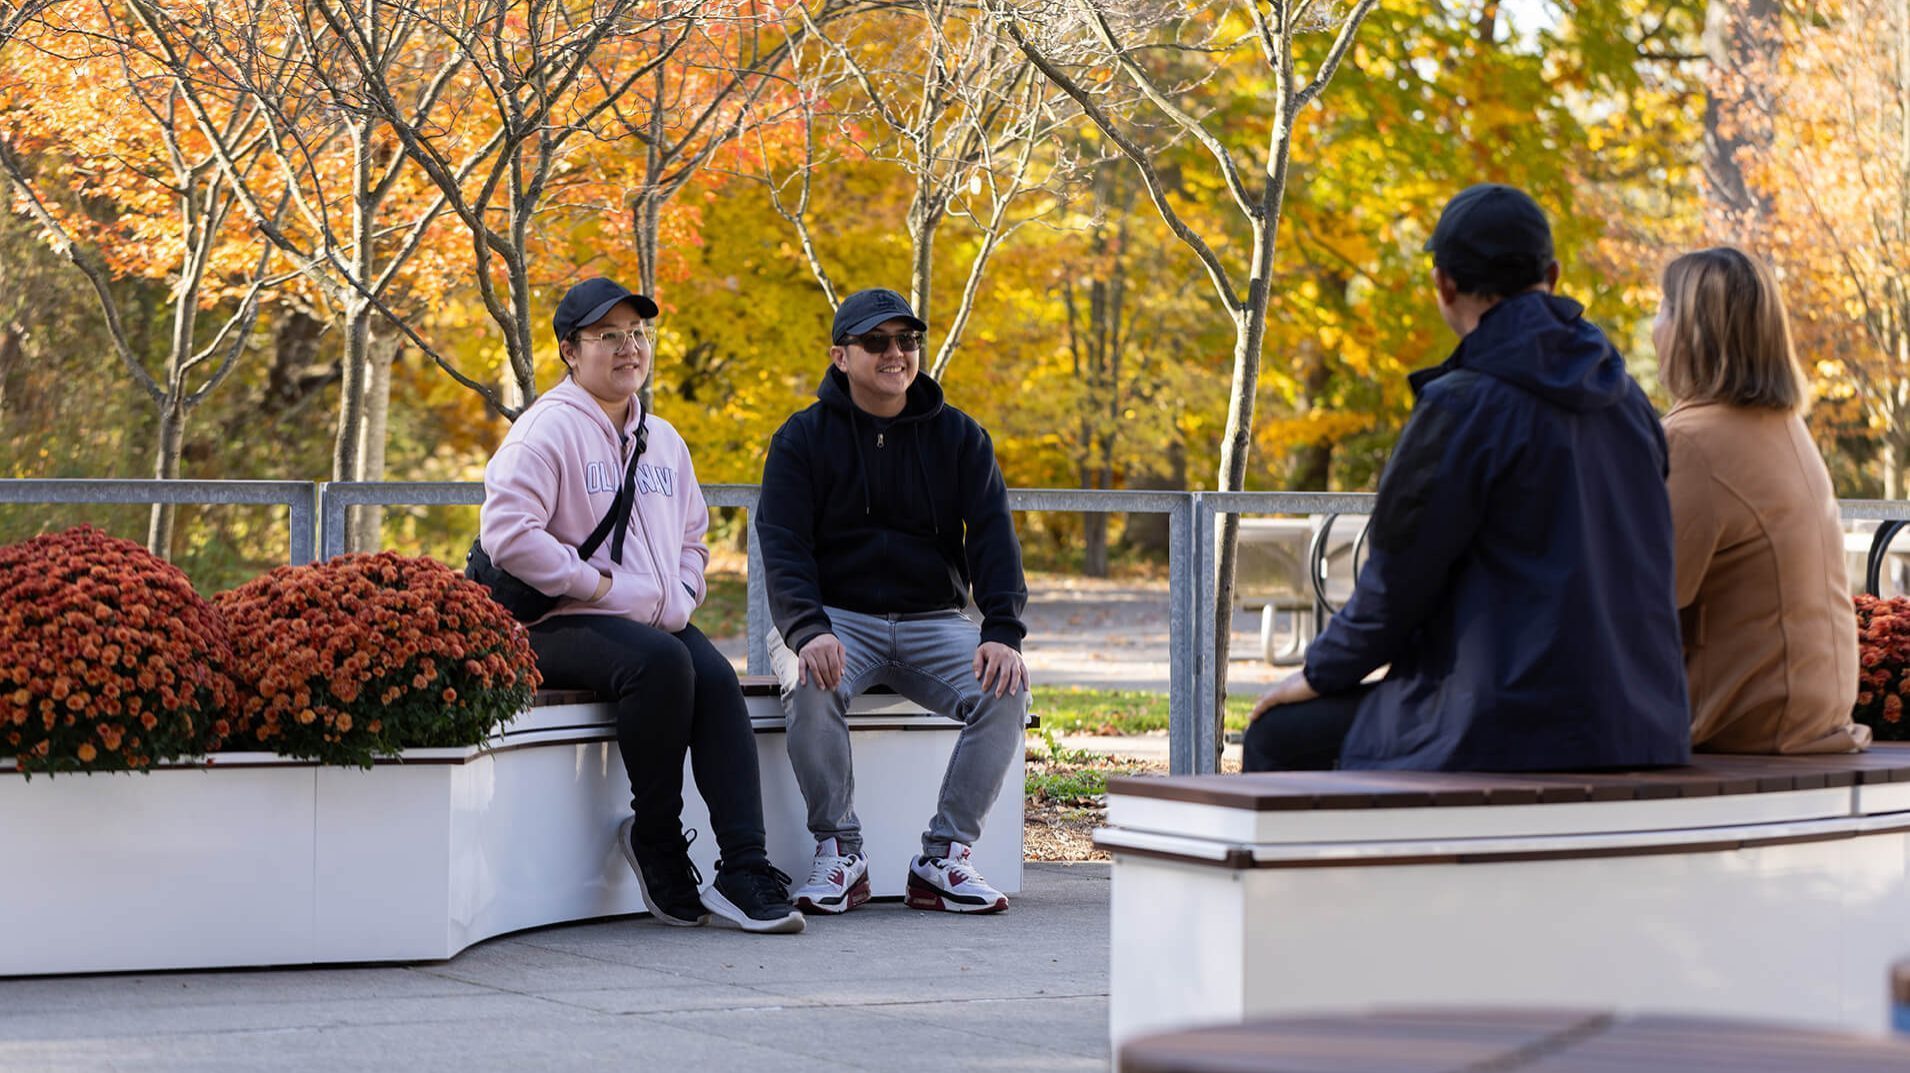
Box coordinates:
[0,677,1028,976]
[1099,747,1910,1055]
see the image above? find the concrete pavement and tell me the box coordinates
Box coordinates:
[719,574,1290,698]
[0,863,1113,1073]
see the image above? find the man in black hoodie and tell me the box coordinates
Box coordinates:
[1244,185,1690,772]
[757,288,1029,915]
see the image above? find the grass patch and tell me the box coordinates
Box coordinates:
[1033,685,1258,736]
[1024,727,1144,806]
[695,570,748,639]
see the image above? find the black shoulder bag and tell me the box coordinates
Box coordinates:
[466,411,648,622]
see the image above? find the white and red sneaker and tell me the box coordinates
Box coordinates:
[791,837,871,915]
[905,842,1007,913]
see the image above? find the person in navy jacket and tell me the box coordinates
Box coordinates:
[1245,185,1690,772]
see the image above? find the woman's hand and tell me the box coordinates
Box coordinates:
[588,573,612,603]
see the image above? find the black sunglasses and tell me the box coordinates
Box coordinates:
[840,331,924,353]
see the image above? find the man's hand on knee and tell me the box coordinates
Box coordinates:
[798,633,846,690]
[973,641,1027,698]
[1249,669,1320,722]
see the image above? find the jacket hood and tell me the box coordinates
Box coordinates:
[817,365,946,423]
[1437,292,1628,414]
[538,376,645,440]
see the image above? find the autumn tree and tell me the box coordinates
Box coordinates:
[1702,0,1781,226]
[121,0,480,550]
[0,0,55,50]
[273,0,703,422]
[0,3,280,555]
[602,1,840,308]
[994,0,1374,751]
[1046,159,1213,574]
[1743,0,1910,495]
[762,0,1074,378]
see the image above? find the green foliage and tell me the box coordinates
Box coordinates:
[1034,685,1257,736]
[1023,725,1140,806]
[694,569,749,639]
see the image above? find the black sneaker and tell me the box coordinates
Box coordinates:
[702,861,806,934]
[617,817,708,927]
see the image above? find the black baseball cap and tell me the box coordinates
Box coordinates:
[1423,184,1554,280]
[832,288,926,343]
[552,278,659,345]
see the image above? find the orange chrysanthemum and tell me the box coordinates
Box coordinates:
[215,552,539,768]
[0,526,240,775]
[1855,595,1910,740]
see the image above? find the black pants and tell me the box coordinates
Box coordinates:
[1241,685,1374,772]
[530,615,767,870]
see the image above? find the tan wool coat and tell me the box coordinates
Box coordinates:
[1665,401,1867,754]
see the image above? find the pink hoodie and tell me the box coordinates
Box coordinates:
[480,376,709,632]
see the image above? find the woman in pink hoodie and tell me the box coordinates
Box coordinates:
[481,278,802,935]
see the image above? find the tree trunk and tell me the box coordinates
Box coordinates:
[1082,446,1110,578]
[1211,239,1276,765]
[0,328,19,416]
[348,330,399,553]
[334,303,370,483]
[907,187,939,336]
[147,399,185,559]
[1290,340,1335,489]
[634,82,665,411]
[1122,444,1185,556]
[1703,0,1782,231]
[335,122,376,482]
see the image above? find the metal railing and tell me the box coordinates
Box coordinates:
[11,477,1910,776]
[316,482,1201,768]
[0,479,319,564]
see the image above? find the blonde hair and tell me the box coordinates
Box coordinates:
[1658,246,1808,412]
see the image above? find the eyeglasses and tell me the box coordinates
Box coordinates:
[576,324,652,350]
[841,331,924,354]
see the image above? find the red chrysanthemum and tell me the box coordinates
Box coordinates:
[0,526,240,775]
[1855,595,1910,740]
[215,552,540,767]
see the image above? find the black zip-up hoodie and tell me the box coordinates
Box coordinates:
[756,366,1028,654]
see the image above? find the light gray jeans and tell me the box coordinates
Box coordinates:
[767,606,1029,858]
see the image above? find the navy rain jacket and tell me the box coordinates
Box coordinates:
[1303,291,1690,770]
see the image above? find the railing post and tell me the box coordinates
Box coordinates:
[289,483,318,565]
[746,507,769,676]
[1194,495,1220,774]
[319,483,348,561]
[1168,493,1198,775]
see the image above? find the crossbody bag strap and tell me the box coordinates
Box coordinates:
[576,401,648,565]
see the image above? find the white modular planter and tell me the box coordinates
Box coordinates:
[1097,752,1910,1056]
[1,693,1024,976]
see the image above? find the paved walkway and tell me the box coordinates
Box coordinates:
[719,574,1290,698]
[0,864,1112,1073]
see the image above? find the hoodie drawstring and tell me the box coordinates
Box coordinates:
[912,424,939,535]
[849,410,874,516]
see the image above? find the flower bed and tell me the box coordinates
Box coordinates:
[0,526,239,774]
[215,551,540,766]
[1856,594,1910,740]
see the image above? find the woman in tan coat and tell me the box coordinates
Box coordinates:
[1656,246,1867,753]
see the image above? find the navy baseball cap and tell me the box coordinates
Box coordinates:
[552,278,659,345]
[832,288,926,343]
[1424,184,1554,279]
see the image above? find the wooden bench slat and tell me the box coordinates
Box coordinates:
[1110,742,1910,811]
